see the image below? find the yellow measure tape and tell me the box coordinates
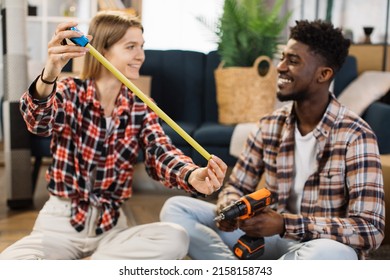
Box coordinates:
[86,44,212,161]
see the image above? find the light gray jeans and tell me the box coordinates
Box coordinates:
[0,195,189,260]
[160,196,358,260]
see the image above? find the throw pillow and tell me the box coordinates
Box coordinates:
[337,71,390,115]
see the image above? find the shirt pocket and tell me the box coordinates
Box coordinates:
[39,196,72,217]
[262,149,277,179]
[317,169,348,211]
[35,196,74,233]
[114,122,141,169]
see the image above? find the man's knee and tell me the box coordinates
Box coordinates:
[296,239,357,260]
[160,196,188,222]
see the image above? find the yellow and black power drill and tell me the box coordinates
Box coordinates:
[214,188,276,260]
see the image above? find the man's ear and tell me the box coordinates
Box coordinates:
[318,67,334,83]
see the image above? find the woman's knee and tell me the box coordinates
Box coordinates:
[158,222,190,259]
[0,245,43,260]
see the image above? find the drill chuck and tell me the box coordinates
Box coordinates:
[215,188,274,221]
[214,201,247,221]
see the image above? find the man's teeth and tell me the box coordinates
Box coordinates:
[278,78,292,84]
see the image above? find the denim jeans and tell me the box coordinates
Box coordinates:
[160,196,358,260]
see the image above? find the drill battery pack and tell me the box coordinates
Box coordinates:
[233,235,265,260]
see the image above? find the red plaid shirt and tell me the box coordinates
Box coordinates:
[218,95,385,259]
[20,77,198,234]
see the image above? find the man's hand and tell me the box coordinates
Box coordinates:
[188,155,227,195]
[238,208,285,237]
[216,218,239,232]
[215,199,239,232]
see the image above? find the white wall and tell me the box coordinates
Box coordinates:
[0,0,4,103]
[288,0,389,45]
[142,0,389,53]
[142,0,224,53]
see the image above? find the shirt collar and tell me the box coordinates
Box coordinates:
[285,94,343,138]
[85,80,133,115]
[314,94,342,138]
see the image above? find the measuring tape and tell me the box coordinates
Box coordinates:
[69,27,211,161]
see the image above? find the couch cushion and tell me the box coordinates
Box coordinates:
[162,122,197,147]
[140,50,206,126]
[192,145,238,167]
[338,71,390,116]
[203,51,221,123]
[362,101,390,154]
[333,56,358,98]
[190,122,236,165]
[193,122,235,146]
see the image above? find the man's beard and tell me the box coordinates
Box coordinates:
[276,90,306,102]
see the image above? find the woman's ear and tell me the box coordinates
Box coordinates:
[318,66,334,83]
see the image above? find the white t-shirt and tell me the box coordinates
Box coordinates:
[105,116,113,133]
[287,125,318,214]
[87,116,113,196]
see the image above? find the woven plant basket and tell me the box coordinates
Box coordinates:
[214,56,277,124]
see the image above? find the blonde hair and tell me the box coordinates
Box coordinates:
[80,10,143,79]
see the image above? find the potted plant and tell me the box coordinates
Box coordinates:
[215,0,290,67]
[200,0,291,124]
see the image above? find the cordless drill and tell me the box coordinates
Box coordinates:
[214,188,276,260]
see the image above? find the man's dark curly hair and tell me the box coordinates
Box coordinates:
[289,19,351,73]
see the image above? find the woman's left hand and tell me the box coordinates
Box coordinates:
[188,155,227,195]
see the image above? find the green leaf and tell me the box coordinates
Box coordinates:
[208,0,291,67]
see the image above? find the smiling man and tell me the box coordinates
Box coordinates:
[160,19,385,260]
